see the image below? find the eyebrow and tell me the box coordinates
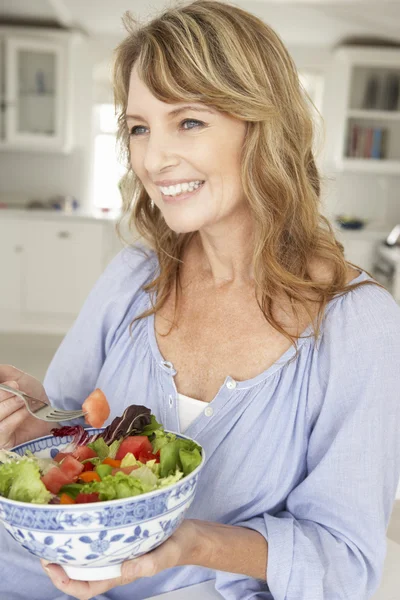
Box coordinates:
[125,105,215,121]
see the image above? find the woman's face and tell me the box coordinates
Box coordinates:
[126,65,248,234]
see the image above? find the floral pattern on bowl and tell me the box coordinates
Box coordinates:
[0,429,204,581]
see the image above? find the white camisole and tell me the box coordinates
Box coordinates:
[177,393,206,432]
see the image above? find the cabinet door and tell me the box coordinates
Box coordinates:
[5,37,67,150]
[0,219,23,312]
[22,221,105,316]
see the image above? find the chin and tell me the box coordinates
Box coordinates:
[164,219,200,234]
[162,211,212,235]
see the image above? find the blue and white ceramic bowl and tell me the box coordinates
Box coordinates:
[0,429,205,581]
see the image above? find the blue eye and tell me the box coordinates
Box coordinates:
[130,125,148,136]
[181,119,204,130]
[129,119,204,137]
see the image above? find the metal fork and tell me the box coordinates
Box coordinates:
[0,383,86,422]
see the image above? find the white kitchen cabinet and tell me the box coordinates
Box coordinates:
[22,221,105,316]
[323,46,400,175]
[0,27,75,153]
[0,218,23,312]
[0,214,118,333]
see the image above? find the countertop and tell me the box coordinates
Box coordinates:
[0,207,120,223]
[148,581,221,599]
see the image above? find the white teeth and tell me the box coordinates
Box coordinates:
[160,180,204,196]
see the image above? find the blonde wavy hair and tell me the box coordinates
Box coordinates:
[113,0,375,343]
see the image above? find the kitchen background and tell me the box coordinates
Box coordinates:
[0,0,400,585]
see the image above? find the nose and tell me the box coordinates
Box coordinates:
[143,131,179,175]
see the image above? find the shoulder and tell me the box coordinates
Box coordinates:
[100,243,157,287]
[79,243,158,327]
[317,274,400,365]
[324,275,400,337]
[306,275,400,424]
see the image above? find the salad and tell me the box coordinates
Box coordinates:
[0,404,202,505]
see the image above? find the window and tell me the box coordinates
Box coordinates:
[299,71,324,113]
[91,104,125,210]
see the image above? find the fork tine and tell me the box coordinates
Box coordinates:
[51,410,86,417]
[45,412,86,422]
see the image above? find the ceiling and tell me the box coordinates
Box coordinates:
[1,0,400,47]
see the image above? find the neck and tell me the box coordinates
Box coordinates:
[194,210,254,286]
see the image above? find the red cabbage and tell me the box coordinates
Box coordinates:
[88,405,152,444]
[50,425,89,447]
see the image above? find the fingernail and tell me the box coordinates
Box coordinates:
[44,566,50,575]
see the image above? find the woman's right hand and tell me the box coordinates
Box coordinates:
[0,365,55,449]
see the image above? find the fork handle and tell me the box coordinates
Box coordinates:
[0,383,44,405]
[0,382,23,396]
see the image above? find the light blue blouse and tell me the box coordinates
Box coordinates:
[2,245,400,600]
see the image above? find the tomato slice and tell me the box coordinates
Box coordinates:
[82,461,95,472]
[115,436,153,461]
[138,449,160,464]
[75,492,100,504]
[53,451,70,463]
[82,389,110,428]
[72,446,97,461]
[59,455,84,480]
[41,467,72,494]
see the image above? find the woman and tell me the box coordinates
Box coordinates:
[1,2,399,599]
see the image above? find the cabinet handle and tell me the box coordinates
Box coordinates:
[57,231,71,239]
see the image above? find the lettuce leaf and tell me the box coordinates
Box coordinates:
[151,430,177,454]
[81,472,149,500]
[157,468,184,488]
[0,460,52,504]
[159,438,202,477]
[87,438,110,460]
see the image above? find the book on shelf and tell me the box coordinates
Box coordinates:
[346,124,388,159]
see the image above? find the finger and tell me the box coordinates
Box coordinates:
[0,381,25,417]
[0,405,28,448]
[41,561,121,599]
[0,366,22,384]
[42,562,91,598]
[0,379,19,399]
[120,540,177,584]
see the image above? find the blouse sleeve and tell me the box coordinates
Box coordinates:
[231,283,400,600]
[43,245,155,414]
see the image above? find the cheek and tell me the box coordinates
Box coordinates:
[129,147,141,176]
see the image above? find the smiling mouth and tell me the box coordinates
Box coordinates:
[160,181,205,201]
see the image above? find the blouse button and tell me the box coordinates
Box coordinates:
[226,379,237,390]
[204,406,214,417]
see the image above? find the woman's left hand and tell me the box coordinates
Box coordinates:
[41,520,199,600]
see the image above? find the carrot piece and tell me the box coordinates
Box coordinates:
[102,458,121,468]
[60,493,75,504]
[79,471,101,483]
[82,388,110,428]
